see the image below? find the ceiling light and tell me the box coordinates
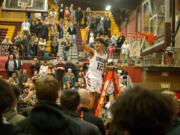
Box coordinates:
[106,5,111,11]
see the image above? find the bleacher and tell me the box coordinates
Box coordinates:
[0,28,8,43]
[0,19,22,43]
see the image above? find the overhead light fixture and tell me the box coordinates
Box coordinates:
[106,5,111,11]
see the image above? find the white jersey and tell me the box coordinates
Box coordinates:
[86,51,107,93]
[88,51,107,77]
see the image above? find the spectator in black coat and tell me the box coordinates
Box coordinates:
[75,7,83,27]
[0,78,24,135]
[117,35,125,48]
[15,54,22,72]
[57,21,64,39]
[60,90,102,135]
[34,19,42,38]
[21,35,29,58]
[30,57,40,75]
[17,76,82,135]
[14,54,22,78]
[67,23,76,35]
[104,16,111,36]
[41,21,49,41]
[78,89,106,135]
[67,23,76,46]
[30,19,36,35]
[53,56,65,90]
[58,4,64,20]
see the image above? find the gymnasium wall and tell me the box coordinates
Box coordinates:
[176,0,180,48]
[141,69,180,92]
[127,12,136,33]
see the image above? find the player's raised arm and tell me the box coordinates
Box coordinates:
[82,40,94,56]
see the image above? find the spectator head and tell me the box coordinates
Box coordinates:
[34,57,38,62]
[9,54,14,60]
[39,37,43,41]
[69,23,73,27]
[5,36,10,41]
[0,78,15,116]
[60,90,80,112]
[43,60,47,66]
[78,7,81,11]
[68,68,72,73]
[35,76,60,102]
[110,87,176,135]
[78,89,94,110]
[67,58,72,63]
[22,69,27,74]
[12,72,16,78]
[15,53,20,59]
[56,55,61,61]
[70,4,74,8]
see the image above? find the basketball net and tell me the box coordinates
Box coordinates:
[122,32,155,45]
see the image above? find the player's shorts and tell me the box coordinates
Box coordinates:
[85,72,102,93]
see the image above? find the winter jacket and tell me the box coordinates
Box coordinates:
[17,101,82,135]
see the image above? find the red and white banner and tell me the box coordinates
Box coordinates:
[0,56,8,71]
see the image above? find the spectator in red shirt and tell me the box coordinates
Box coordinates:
[108,44,115,59]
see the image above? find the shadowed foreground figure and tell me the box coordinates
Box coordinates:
[110,87,176,135]
[78,89,106,135]
[0,78,24,135]
[60,90,102,135]
[17,76,81,135]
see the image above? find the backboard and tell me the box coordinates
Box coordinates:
[141,0,171,55]
[2,0,48,12]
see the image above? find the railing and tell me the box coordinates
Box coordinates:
[142,48,180,67]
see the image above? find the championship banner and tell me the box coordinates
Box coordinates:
[0,56,8,71]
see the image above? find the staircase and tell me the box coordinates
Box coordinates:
[76,25,83,52]
[111,10,121,30]
[109,12,120,36]
[57,20,79,63]
[0,28,8,43]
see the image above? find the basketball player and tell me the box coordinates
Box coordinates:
[83,38,107,94]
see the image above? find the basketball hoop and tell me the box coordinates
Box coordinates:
[122,32,156,45]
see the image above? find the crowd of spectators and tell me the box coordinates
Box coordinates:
[4,55,87,115]
[0,75,180,135]
[1,3,130,63]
